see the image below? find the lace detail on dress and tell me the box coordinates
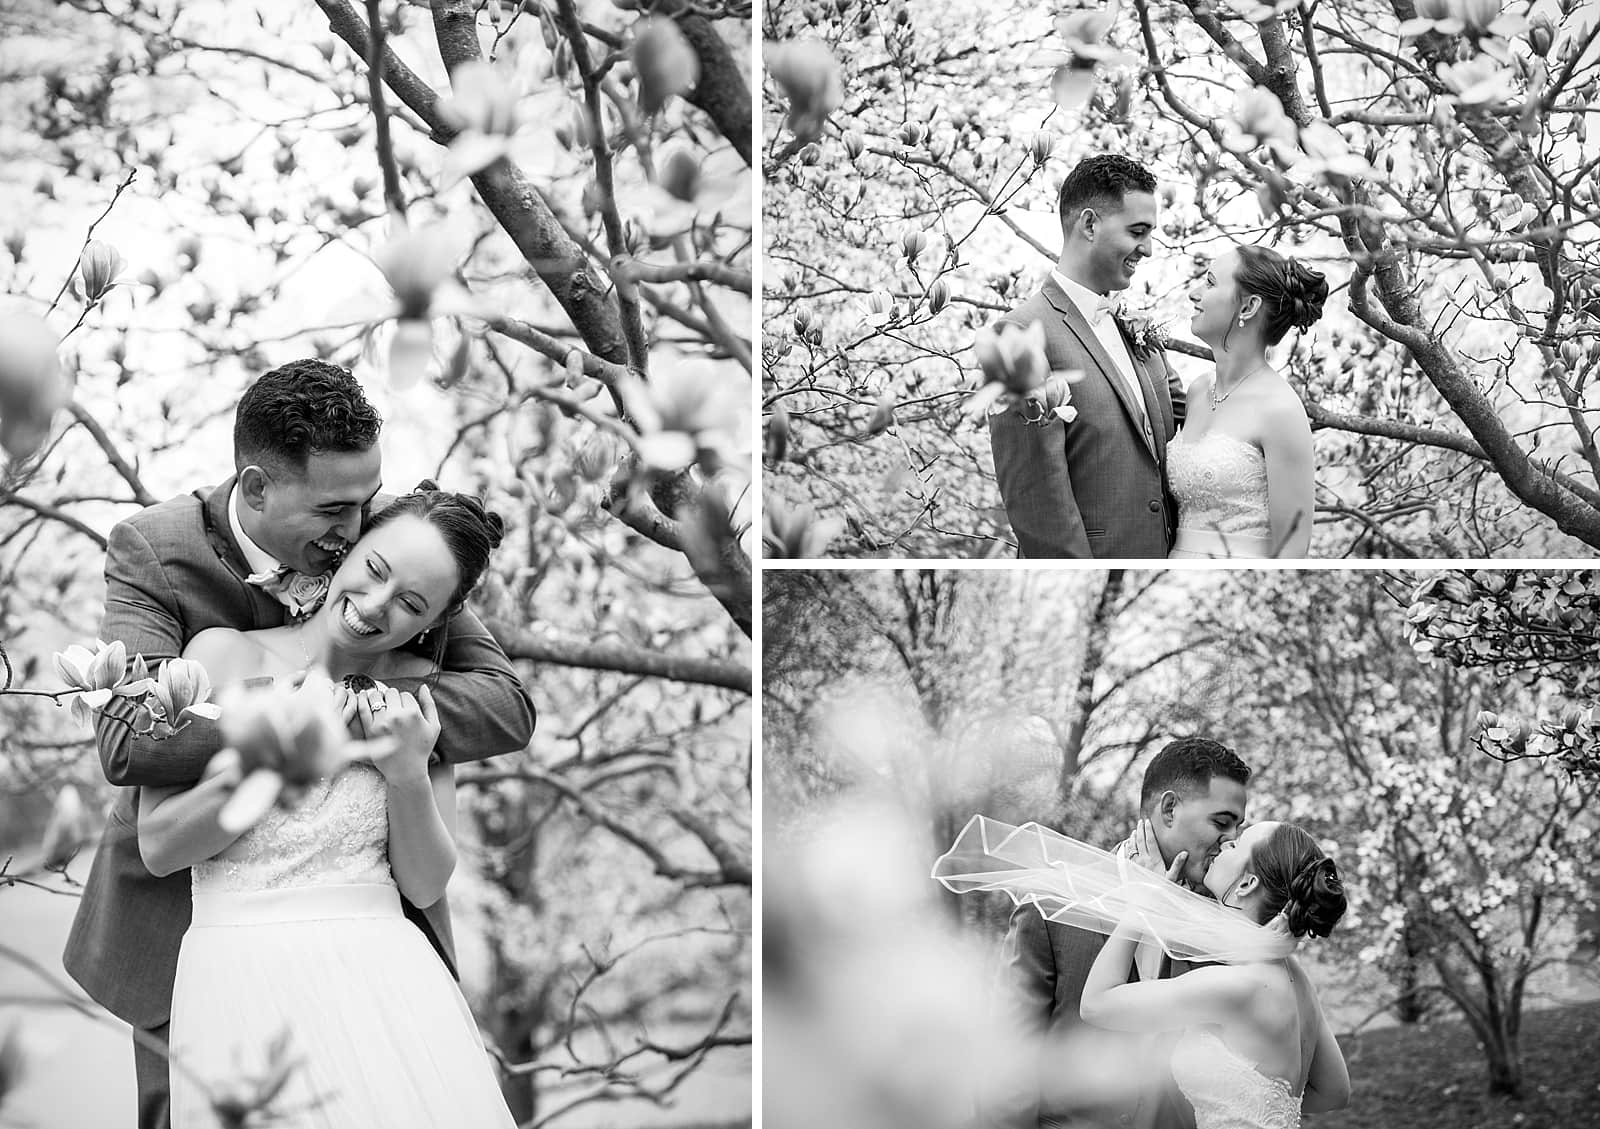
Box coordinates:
[1170,1029,1301,1129]
[1168,431,1271,541]
[192,764,393,893]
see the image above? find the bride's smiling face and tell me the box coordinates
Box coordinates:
[1189,251,1249,346]
[1203,821,1281,904]
[321,514,460,655]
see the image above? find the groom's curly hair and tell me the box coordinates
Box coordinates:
[1057,155,1157,232]
[1140,736,1251,810]
[234,359,382,476]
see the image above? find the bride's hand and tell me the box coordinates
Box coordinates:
[354,685,439,785]
[1126,818,1187,883]
[330,684,363,738]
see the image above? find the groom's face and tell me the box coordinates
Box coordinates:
[245,446,384,575]
[1156,774,1248,887]
[1084,190,1157,294]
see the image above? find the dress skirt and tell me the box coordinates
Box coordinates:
[169,883,515,1129]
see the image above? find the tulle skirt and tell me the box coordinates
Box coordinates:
[169,883,515,1129]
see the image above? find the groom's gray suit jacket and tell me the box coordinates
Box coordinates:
[987,279,1184,559]
[63,478,537,1031]
[985,906,1199,1129]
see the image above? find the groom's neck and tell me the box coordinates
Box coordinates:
[1053,253,1101,296]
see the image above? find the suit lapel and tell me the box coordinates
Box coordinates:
[1121,327,1173,467]
[199,478,280,630]
[1043,281,1158,461]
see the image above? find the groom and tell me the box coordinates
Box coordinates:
[62,359,538,1129]
[986,737,1250,1129]
[987,154,1184,559]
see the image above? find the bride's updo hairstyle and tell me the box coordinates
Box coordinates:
[1248,823,1347,939]
[362,479,506,664]
[1232,246,1330,347]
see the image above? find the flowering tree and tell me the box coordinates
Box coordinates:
[1408,569,1600,776]
[1190,569,1600,1099]
[0,0,750,1122]
[763,0,1600,557]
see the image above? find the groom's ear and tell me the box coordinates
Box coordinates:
[238,465,269,512]
[1078,208,1098,238]
[1158,790,1179,826]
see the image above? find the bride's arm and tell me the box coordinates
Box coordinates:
[1081,920,1264,1032]
[1261,395,1314,557]
[137,752,248,876]
[363,685,456,908]
[1296,963,1351,1112]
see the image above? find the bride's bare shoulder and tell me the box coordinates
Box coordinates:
[183,627,275,685]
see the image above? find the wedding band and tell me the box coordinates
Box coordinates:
[370,701,386,712]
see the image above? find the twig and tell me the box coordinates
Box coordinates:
[46,168,137,316]
[363,0,409,221]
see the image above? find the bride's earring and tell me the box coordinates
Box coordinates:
[1237,313,1247,328]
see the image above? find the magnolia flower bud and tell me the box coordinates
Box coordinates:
[793,307,815,336]
[79,240,125,302]
[0,311,66,461]
[634,18,700,114]
[898,121,925,146]
[928,278,950,315]
[842,130,866,160]
[1527,15,1556,56]
[901,228,928,260]
[1030,130,1055,165]
[1561,340,1582,368]
[1475,710,1499,730]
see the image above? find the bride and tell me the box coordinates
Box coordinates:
[1168,246,1327,559]
[934,815,1351,1129]
[135,485,517,1128]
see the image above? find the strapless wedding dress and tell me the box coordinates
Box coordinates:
[1170,1028,1301,1129]
[1167,431,1273,559]
[169,764,515,1129]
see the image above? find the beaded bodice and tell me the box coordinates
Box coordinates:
[192,764,393,893]
[1170,1029,1301,1129]
[1168,430,1271,538]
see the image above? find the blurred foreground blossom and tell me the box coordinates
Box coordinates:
[215,671,358,834]
[438,60,521,183]
[78,240,125,302]
[633,18,700,114]
[622,362,745,471]
[764,801,1031,1129]
[1437,56,1518,105]
[38,784,91,870]
[965,322,1084,422]
[763,498,844,559]
[373,226,480,390]
[1399,0,1526,40]
[0,1014,27,1117]
[53,639,154,727]
[768,40,844,144]
[1221,89,1297,160]
[0,310,68,460]
[206,1028,306,1129]
[1031,9,1138,111]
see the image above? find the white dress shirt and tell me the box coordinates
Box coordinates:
[1051,269,1148,428]
[228,484,284,577]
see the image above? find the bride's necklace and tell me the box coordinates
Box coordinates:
[1210,362,1273,409]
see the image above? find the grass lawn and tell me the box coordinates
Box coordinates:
[1315,999,1600,1129]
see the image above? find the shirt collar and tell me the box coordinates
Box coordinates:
[228,483,285,577]
[1050,270,1116,322]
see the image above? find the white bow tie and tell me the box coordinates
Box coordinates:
[1085,295,1120,327]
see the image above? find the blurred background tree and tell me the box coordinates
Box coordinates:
[762,0,1600,558]
[0,0,751,1124]
[763,568,1600,1120]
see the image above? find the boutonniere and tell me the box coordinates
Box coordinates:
[1115,310,1171,361]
